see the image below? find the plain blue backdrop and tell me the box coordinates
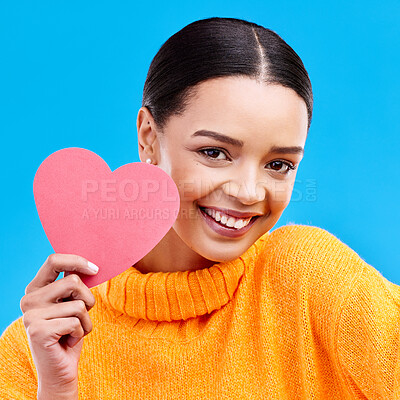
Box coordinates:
[1,0,399,333]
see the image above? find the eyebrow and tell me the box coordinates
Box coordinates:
[191,129,304,156]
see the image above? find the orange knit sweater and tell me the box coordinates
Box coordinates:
[1,224,400,399]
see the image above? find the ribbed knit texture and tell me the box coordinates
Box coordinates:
[1,224,400,399]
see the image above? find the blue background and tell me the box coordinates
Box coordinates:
[1,1,399,333]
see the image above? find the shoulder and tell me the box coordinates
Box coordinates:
[261,223,358,254]
[254,224,380,345]
[258,223,367,274]
[254,224,370,304]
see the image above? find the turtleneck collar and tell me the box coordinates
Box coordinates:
[97,236,265,322]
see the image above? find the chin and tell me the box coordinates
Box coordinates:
[197,244,251,264]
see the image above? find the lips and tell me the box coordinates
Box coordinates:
[198,205,260,238]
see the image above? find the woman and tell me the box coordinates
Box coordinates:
[1,17,399,399]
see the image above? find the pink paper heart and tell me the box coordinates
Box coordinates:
[33,147,180,288]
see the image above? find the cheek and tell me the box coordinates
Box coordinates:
[268,180,294,211]
[173,169,217,202]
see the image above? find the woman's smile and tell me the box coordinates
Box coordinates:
[198,204,263,238]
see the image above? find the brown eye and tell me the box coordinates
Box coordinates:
[204,149,220,158]
[199,148,228,160]
[270,161,284,170]
[266,160,296,175]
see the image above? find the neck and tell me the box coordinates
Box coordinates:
[133,228,216,274]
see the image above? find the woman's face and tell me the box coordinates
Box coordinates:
[137,76,308,263]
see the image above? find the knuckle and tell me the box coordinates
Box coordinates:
[20,295,28,313]
[87,293,96,309]
[66,273,81,287]
[72,317,81,329]
[20,294,34,313]
[27,323,41,340]
[22,311,31,328]
[24,281,36,296]
[46,253,58,266]
[76,300,86,314]
[85,320,93,334]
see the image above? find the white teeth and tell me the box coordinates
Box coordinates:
[201,207,253,229]
[226,217,236,227]
[234,219,245,229]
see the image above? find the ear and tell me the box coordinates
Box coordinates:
[136,107,160,163]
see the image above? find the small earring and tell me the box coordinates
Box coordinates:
[146,158,152,164]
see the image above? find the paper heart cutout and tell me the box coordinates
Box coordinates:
[33,147,180,288]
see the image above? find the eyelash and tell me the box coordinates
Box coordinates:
[198,147,297,175]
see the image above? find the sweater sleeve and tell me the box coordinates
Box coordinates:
[336,262,400,399]
[0,316,38,399]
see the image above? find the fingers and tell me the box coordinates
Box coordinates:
[21,273,96,314]
[26,317,86,347]
[23,300,93,336]
[25,253,99,295]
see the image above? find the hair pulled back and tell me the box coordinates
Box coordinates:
[142,17,313,133]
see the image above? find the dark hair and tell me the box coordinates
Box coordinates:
[142,17,313,134]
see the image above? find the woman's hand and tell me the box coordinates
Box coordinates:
[20,254,99,400]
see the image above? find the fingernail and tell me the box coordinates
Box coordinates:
[87,261,99,274]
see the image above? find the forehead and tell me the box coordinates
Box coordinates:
[172,76,308,146]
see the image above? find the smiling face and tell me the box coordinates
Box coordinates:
[136,76,308,269]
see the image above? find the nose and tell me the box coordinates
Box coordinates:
[221,166,267,205]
